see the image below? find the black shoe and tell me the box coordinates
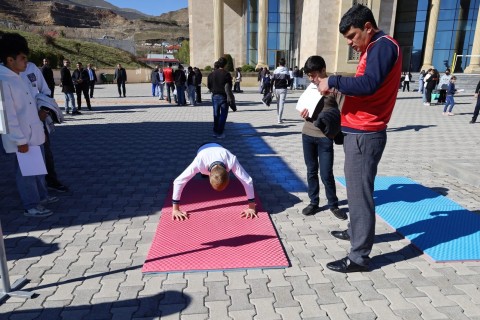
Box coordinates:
[72,111,82,115]
[48,184,69,193]
[88,107,93,111]
[77,107,82,111]
[330,207,347,220]
[330,230,350,241]
[326,257,368,273]
[470,120,475,124]
[302,204,320,216]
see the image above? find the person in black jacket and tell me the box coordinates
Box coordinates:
[41,58,55,98]
[114,63,127,97]
[71,62,92,111]
[174,64,187,105]
[60,59,80,115]
[194,67,203,103]
[86,63,97,98]
[470,79,480,124]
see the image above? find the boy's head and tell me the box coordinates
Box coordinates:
[0,32,30,74]
[304,55,326,86]
[278,58,286,66]
[209,165,229,191]
[450,76,457,82]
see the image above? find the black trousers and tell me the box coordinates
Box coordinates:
[117,80,126,97]
[48,84,55,98]
[89,82,95,98]
[472,95,480,122]
[196,85,202,103]
[44,129,59,186]
[75,85,91,109]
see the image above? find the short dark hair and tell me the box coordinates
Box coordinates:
[339,4,378,34]
[303,55,326,74]
[0,32,30,64]
[214,61,220,69]
[278,58,286,66]
[168,62,172,67]
[217,57,227,68]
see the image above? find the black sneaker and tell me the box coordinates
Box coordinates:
[330,207,347,220]
[47,184,69,193]
[302,204,320,216]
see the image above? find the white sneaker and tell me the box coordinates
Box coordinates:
[442,112,447,116]
[40,196,59,205]
[24,206,53,217]
[448,112,455,116]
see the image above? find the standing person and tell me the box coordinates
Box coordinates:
[114,63,127,98]
[258,67,265,93]
[194,67,203,103]
[21,62,69,193]
[293,66,300,89]
[425,68,439,106]
[442,76,457,116]
[271,58,290,124]
[41,58,55,98]
[71,62,92,111]
[174,64,187,106]
[470,79,480,124]
[233,67,242,92]
[298,55,347,220]
[289,67,294,90]
[0,32,57,217]
[150,66,159,97]
[418,70,425,93]
[422,68,432,105]
[157,66,165,100]
[207,57,234,139]
[163,62,175,103]
[186,66,197,106]
[437,68,451,104]
[60,59,80,115]
[86,63,97,98]
[318,4,402,273]
[402,71,410,92]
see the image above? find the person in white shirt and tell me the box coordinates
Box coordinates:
[172,143,257,221]
[0,32,56,217]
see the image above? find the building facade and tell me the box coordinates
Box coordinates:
[188,0,480,73]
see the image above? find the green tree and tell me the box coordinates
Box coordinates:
[175,40,190,65]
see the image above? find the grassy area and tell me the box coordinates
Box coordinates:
[0,27,146,69]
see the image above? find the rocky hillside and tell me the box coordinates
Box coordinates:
[0,0,188,44]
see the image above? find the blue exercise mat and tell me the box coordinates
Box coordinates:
[336,176,480,262]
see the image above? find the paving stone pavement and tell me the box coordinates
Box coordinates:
[1,82,479,319]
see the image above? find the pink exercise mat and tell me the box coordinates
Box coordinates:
[142,178,289,273]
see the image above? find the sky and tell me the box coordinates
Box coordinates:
[106,0,188,16]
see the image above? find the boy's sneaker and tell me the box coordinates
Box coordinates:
[448,112,455,116]
[24,206,53,218]
[40,196,59,205]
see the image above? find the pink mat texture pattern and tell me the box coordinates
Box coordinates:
[142,178,289,273]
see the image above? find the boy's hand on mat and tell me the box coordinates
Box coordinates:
[241,208,258,219]
[172,210,189,221]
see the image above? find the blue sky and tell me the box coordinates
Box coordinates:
[106,0,188,16]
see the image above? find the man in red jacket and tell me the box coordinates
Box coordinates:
[318,4,402,273]
[163,62,175,103]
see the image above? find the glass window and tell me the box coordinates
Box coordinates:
[440,0,459,9]
[436,18,455,30]
[268,33,278,48]
[268,13,278,23]
[268,22,279,32]
[268,0,278,12]
[438,10,456,20]
[434,31,454,49]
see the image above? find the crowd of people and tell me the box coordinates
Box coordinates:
[1,3,480,276]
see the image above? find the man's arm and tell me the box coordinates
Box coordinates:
[171,159,200,220]
[326,37,399,96]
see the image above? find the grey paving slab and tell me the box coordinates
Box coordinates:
[1,84,480,319]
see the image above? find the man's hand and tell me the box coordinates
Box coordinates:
[475,93,478,98]
[17,144,29,153]
[318,77,330,95]
[241,202,258,219]
[172,209,189,221]
[38,109,49,121]
[299,108,309,119]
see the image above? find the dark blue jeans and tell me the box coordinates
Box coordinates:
[343,130,387,267]
[302,134,338,208]
[212,94,229,135]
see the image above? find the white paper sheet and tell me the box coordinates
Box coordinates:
[295,83,322,117]
[16,145,47,176]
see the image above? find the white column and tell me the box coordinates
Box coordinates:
[256,0,268,69]
[464,7,480,73]
[213,0,224,60]
[421,0,440,70]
